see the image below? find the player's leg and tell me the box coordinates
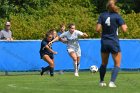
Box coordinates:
[42,55,54,76]
[76,48,81,72]
[49,59,54,76]
[99,52,109,86]
[68,50,79,76]
[109,52,121,87]
[77,57,80,72]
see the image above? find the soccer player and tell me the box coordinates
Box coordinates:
[96,0,127,87]
[49,23,88,77]
[48,29,58,38]
[39,32,57,76]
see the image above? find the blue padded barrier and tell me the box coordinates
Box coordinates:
[0,39,140,71]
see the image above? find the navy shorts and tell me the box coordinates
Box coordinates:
[101,41,121,53]
[40,52,54,59]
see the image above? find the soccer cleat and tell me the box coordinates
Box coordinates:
[109,81,117,88]
[40,67,45,76]
[50,72,54,77]
[99,81,107,87]
[74,72,79,77]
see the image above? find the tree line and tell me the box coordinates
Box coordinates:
[0,0,139,39]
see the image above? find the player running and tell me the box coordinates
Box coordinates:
[96,0,127,87]
[49,23,88,77]
[39,31,57,77]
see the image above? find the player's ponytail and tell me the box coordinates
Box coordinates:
[106,0,119,13]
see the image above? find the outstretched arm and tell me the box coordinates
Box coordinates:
[82,33,88,38]
[52,36,60,43]
[48,36,60,46]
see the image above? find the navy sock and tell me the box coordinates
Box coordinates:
[99,65,107,82]
[44,66,50,71]
[41,66,50,76]
[49,67,54,76]
[111,66,120,82]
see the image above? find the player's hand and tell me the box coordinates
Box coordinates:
[48,41,53,46]
[6,38,13,42]
[53,51,57,54]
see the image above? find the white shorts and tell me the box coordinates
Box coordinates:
[67,47,81,57]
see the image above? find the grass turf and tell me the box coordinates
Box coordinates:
[0,71,140,93]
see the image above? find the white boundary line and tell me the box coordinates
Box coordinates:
[8,84,17,88]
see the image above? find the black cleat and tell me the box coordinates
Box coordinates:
[50,73,54,77]
[40,67,45,76]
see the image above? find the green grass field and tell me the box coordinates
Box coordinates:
[0,72,140,93]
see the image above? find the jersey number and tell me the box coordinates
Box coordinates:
[105,17,110,26]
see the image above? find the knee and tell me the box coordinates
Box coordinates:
[72,57,77,62]
[50,62,54,68]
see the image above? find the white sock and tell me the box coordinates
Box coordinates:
[77,63,80,72]
[74,62,78,73]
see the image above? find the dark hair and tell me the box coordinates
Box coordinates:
[106,0,119,13]
[68,23,75,28]
[45,31,52,37]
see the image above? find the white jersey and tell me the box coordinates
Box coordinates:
[60,30,83,49]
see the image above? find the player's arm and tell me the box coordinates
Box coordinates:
[77,31,88,38]
[96,24,102,33]
[96,14,102,36]
[81,33,88,38]
[45,45,57,54]
[54,32,67,43]
[117,15,128,32]
[121,24,127,32]
[48,36,60,45]
[96,24,102,37]
[0,32,4,40]
[59,37,67,43]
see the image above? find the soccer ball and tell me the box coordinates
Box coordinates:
[90,65,98,73]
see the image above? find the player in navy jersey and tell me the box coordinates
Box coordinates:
[96,0,127,87]
[40,32,57,76]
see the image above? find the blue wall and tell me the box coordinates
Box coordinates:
[0,39,140,71]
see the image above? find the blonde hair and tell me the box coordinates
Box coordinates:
[106,0,119,13]
[60,23,65,28]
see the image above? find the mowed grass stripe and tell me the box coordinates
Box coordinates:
[0,72,140,93]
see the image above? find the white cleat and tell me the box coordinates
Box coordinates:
[74,73,79,77]
[109,82,117,88]
[99,82,107,87]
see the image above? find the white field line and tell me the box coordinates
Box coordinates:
[8,84,16,88]
[7,83,43,91]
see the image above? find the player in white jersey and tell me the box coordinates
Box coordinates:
[49,23,88,76]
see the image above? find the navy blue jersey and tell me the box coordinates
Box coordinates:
[97,12,125,53]
[97,12,125,42]
[39,38,53,58]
